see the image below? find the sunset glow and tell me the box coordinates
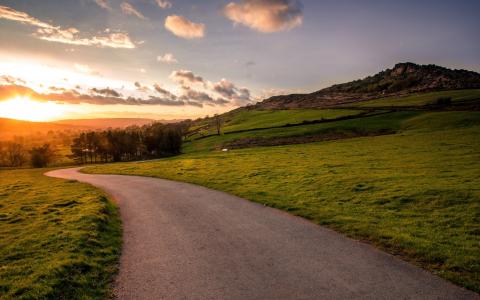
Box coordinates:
[0,96,67,121]
[0,1,479,121]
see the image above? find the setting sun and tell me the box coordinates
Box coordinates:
[0,96,66,122]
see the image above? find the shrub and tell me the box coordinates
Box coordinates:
[30,144,55,168]
[436,97,452,106]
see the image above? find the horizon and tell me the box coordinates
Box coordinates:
[1,2,480,297]
[1,0,479,121]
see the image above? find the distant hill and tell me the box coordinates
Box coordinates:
[53,118,156,130]
[0,118,85,140]
[255,62,480,109]
[0,118,180,140]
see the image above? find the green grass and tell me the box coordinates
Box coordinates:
[184,111,420,153]
[220,108,362,132]
[189,108,362,140]
[349,89,480,107]
[0,169,121,299]
[53,145,75,166]
[84,112,480,292]
[401,111,480,132]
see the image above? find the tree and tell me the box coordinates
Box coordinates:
[214,114,223,135]
[5,142,27,167]
[30,144,55,168]
[436,96,452,106]
[69,122,184,164]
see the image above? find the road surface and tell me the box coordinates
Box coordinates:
[46,168,478,299]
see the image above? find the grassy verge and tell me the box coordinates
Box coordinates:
[84,124,480,293]
[0,169,121,299]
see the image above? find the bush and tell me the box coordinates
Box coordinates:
[30,144,55,168]
[436,97,452,106]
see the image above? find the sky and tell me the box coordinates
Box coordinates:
[0,0,479,121]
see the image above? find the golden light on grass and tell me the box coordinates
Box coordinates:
[0,96,67,122]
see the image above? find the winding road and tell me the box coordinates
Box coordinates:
[46,168,478,299]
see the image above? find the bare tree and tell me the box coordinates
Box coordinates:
[214,114,223,136]
[5,142,27,167]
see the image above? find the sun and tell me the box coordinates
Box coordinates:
[0,96,67,122]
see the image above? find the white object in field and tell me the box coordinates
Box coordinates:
[222,148,229,152]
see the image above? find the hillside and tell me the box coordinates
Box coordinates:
[53,118,156,130]
[0,118,85,140]
[256,62,480,109]
[0,118,175,140]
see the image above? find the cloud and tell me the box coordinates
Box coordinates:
[170,70,204,86]
[48,86,67,92]
[164,15,205,39]
[74,63,100,75]
[0,84,198,107]
[179,87,229,106]
[0,5,136,48]
[257,87,292,100]
[93,0,112,10]
[0,75,26,85]
[0,5,53,28]
[155,0,172,9]
[157,53,178,64]
[90,87,123,98]
[36,29,136,48]
[153,83,177,99]
[223,0,303,33]
[121,2,147,20]
[169,70,252,106]
[211,79,252,105]
[134,82,151,93]
[212,79,237,98]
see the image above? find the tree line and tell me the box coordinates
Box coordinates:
[69,122,188,164]
[0,142,55,168]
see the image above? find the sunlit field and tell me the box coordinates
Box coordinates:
[0,169,121,299]
[85,110,480,292]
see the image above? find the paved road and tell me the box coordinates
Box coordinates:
[46,168,478,300]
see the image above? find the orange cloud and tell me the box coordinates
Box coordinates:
[157,53,178,64]
[155,0,172,9]
[121,2,147,20]
[223,0,303,33]
[164,15,205,39]
[170,70,204,85]
[93,0,112,11]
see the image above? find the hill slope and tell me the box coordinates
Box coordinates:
[256,62,480,109]
[0,118,85,140]
[0,118,170,140]
[53,118,156,130]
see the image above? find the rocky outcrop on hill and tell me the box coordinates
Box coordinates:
[255,63,480,109]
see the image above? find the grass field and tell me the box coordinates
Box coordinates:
[189,108,363,140]
[85,110,480,292]
[219,108,362,132]
[0,169,121,299]
[350,89,480,108]
[184,111,419,153]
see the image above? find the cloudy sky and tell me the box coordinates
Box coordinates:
[0,0,479,121]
